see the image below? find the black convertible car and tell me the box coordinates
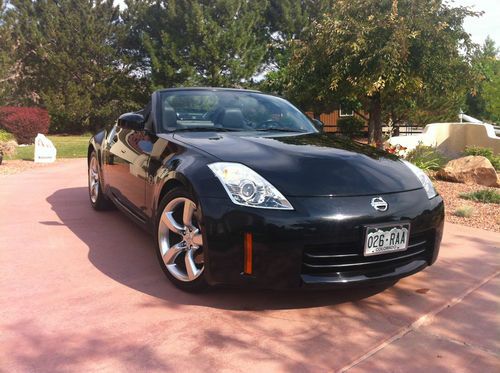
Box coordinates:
[88,88,444,291]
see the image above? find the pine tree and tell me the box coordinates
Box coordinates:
[126,0,269,88]
[0,0,17,103]
[6,0,143,132]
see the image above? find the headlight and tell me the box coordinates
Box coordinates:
[208,162,294,210]
[402,160,437,199]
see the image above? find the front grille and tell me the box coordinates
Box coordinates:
[302,230,434,275]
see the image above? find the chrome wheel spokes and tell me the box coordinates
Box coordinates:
[89,156,99,203]
[158,197,204,282]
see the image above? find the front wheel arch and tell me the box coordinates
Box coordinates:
[87,145,94,165]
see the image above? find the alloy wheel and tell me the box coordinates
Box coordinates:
[89,156,99,203]
[158,197,204,282]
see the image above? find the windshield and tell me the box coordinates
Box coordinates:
[159,90,316,133]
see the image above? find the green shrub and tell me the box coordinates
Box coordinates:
[464,146,500,170]
[454,206,474,218]
[405,144,448,172]
[337,116,365,138]
[0,129,15,142]
[460,189,500,204]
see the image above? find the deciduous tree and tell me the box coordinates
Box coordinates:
[282,0,478,145]
[466,37,500,124]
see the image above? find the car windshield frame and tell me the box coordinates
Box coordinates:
[157,89,317,134]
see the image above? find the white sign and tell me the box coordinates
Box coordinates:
[34,134,57,163]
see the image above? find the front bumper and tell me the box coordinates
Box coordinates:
[199,189,444,289]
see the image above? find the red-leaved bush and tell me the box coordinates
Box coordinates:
[0,107,50,144]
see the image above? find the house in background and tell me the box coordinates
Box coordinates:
[305,106,368,133]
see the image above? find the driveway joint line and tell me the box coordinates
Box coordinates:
[337,270,500,373]
[418,329,500,359]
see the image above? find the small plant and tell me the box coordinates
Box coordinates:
[0,129,15,142]
[463,146,500,170]
[0,140,17,165]
[337,116,365,138]
[454,205,474,218]
[460,189,500,204]
[384,144,407,157]
[405,144,448,172]
[0,107,50,144]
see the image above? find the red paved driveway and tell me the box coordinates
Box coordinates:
[1,159,499,372]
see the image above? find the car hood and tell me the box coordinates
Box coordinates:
[173,132,423,197]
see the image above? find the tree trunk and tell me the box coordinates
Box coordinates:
[368,93,383,147]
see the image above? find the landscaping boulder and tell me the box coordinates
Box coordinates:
[437,156,499,187]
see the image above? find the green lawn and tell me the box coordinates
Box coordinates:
[7,135,90,161]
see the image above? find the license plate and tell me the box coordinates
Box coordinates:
[364,223,410,256]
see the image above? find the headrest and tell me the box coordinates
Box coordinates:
[221,108,246,129]
[163,107,177,129]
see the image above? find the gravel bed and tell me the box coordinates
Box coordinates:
[434,180,500,233]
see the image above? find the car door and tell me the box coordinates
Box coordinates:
[104,117,153,219]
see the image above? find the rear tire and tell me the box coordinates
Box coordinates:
[155,188,208,292]
[88,151,113,211]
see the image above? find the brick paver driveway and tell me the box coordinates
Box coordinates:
[1,159,499,372]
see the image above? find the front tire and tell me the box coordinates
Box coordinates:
[88,151,113,211]
[156,188,208,292]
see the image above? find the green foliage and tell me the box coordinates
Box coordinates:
[460,189,500,204]
[337,116,365,138]
[0,0,487,136]
[454,205,474,217]
[0,129,14,142]
[466,37,500,124]
[127,0,269,88]
[4,0,145,133]
[262,0,334,93]
[405,144,448,172]
[0,0,17,103]
[463,146,500,170]
[280,0,478,144]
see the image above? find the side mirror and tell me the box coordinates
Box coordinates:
[118,113,145,131]
[312,118,324,132]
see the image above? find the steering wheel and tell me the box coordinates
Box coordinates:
[254,120,285,130]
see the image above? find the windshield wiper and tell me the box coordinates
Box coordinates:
[170,127,242,133]
[255,128,307,133]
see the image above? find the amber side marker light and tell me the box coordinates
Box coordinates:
[243,232,253,275]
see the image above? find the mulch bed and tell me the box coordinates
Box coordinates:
[0,160,41,175]
[0,159,75,176]
[434,180,500,233]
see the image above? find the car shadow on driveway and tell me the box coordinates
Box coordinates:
[45,187,394,311]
